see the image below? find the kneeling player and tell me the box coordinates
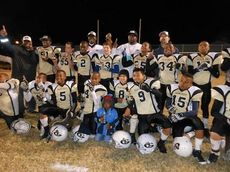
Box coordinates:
[207,83,230,163]
[166,72,205,164]
[124,68,171,153]
[0,73,20,128]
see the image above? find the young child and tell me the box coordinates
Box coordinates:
[95,94,119,143]
[0,72,20,128]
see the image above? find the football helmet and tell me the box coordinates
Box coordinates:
[11,118,31,134]
[71,125,89,143]
[173,136,193,157]
[136,134,157,154]
[112,130,131,149]
[50,124,68,142]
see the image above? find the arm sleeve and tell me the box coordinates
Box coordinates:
[221,58,230,71]
[181,101,199,118]
[122,55,133,67]
[211,99,225,119]
[207,64,220,78]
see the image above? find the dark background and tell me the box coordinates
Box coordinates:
[1,0,230,46]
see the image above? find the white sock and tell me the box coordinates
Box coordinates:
[160,132,168,141]
[202,118,209,129]
[195,137,203,151]
[40,117,48,127]
[210,138,221,156]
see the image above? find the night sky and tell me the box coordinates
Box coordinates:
[1,0,230,46]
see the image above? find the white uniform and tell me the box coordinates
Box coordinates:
[187,52,222,85]
[211,85,230,119]
[47,81,78,109]
[83,80,107,114]
[57,53,75,78]
[128,78,161,115]
[157,54,187,84]
[37,46,55,75]
[166,84,203,113]
[116,43,142,78]
[0,79,19,116]
[88,44,103,52]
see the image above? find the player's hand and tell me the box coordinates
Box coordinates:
[107,124,112,129]
[0,25,7,37]
[168,106,177,114]
[99,116,105,123]
[140,83,151,92]
[147,52,155,59]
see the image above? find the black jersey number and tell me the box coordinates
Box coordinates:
[119,90,125,99]
[81,59,86,67]
[40,51,49,59]
[172,95,186,108]
[60,91,66,101]
[85,90,89,98]
[138,91,146,102]
[104,62,111,69]
[159,61,174,71]
[60,58,68,65]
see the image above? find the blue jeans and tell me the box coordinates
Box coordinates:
[95,134,112,143]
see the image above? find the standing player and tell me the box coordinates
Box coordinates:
[116,30,142,79]
[187,41,222,138]
[37,35,56,83]
[0,73,20,128]
[207,82,230,163]
[87,31,103,52]
[166,72,205,164]
[124,68,171,153]
[157,42,187,112]
[109,69,130,130]
[221,48,230,85]
[57,42,75,81]
[81,72,107,137]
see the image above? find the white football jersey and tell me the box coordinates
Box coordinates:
[57,53,75,77]
[187,52,222,85]
[88,44,103,52]
[0,79,19,116]
[211,85,230,118]
[73,51,92,76]
[167,84,203,114]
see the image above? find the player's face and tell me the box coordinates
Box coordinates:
[65,44,74,54]
[91,74,100,85]
[198,42,210,55]
[128,34,137,44]
[159,34,170,44]
[0,74,9,83]
[80,43,89,54]
[133,71,145,83]
[164,44,174,56]
[42,39,51,48]
[119,74,128,84]
[88,35,96,44]
[36,74,47,84]
[103,101,112,110]
[103,45,111,56]
[141,42,150,54]
[179,75,192,90]
[56,72,66,85]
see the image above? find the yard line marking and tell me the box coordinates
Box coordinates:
[51,162,88,172]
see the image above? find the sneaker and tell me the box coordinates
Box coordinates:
[192,150,206,165]
[207,153,219,164]
[204,129,210,138]
[157,140,167,153]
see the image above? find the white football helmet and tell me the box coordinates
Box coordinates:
[173,136,193,157]
[136,134,157,154]
[50,124,68,142]
[72,125,89,143]
[11,118,31,134]
[112,130,131,149]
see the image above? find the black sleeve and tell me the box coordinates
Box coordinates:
[208,64,220,78]
[211,99,225,119]
[145,59,159,78]
[122,55,133,67]
[47,58,54,65]
[71,92,77,104]
[221,58,230,71]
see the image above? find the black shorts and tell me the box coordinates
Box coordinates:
[39,104,68,119]
[138,113,171,135]
[172,116,204,138]
[78,74,90,94]
[210,117,230,136]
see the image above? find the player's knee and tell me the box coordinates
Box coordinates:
[210,132,222,140]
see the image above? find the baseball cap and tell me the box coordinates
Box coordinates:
[40,35,51,41]
[22,35,32,42]
[102,94,114,105]
[128,30,138,36]
[159,31,169,37]
[87,31,96,37]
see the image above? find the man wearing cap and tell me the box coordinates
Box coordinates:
[0,25,39,116]
[154,31,179,56]
[87,31,103,52]
[37,35,56,83]
[116,30,142,79]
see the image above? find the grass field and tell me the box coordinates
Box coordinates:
[0,69,229,172]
